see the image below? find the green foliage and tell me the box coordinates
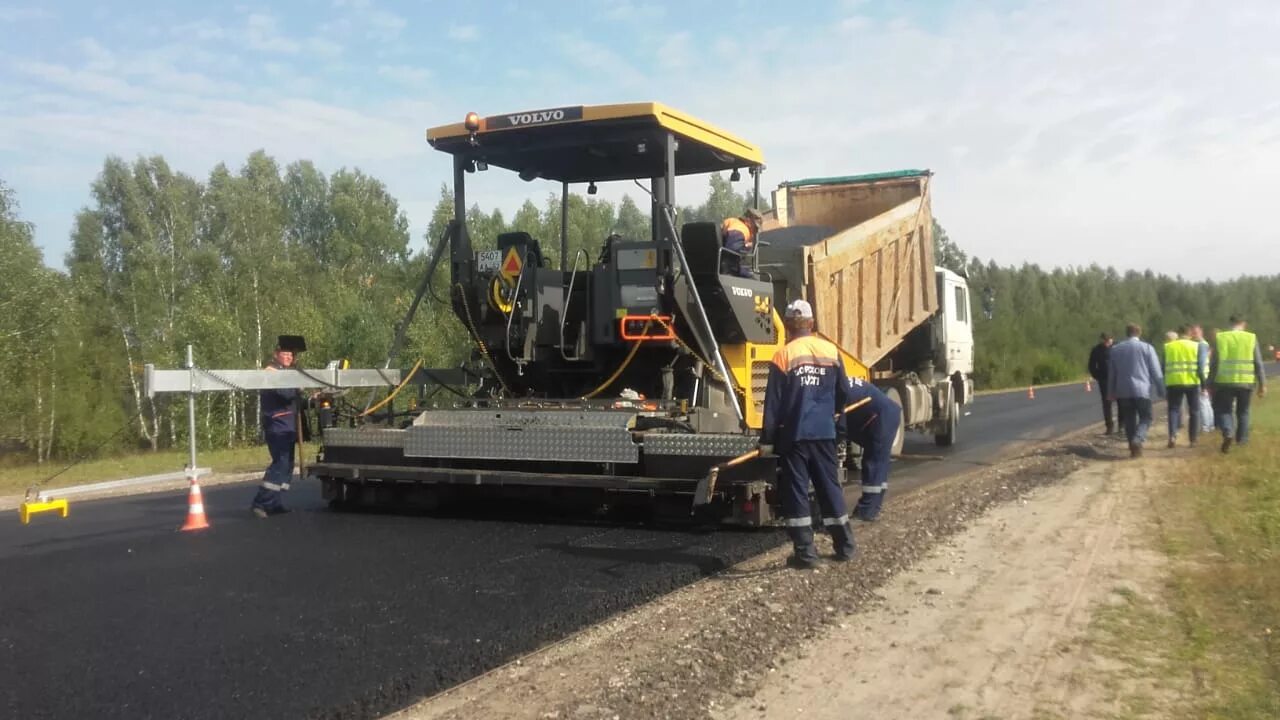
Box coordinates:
[677,172,766,224]
[964,256,1280,388]
[932,218,967,276]
[3,161,1277,465]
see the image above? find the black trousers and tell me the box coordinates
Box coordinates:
[1096,379,1114,430]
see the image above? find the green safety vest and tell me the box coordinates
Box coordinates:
[1164,338,1200,387]
[1215,329,1258,385]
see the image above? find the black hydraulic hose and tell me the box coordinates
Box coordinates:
[365,221,457,415]
[384,221,456,371]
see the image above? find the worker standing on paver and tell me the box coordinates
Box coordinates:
[1107,323,1164,458]
[721,207,763,278]
[761,299,856,569]
[845,377,902,523]
[1210,315,1267,453]
[251,337,304,518]
[1163,325,1206,448]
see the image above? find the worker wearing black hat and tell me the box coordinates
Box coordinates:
[251,336,306,517]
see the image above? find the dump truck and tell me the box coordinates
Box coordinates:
[309,103,974,526]
[760,171,975,453]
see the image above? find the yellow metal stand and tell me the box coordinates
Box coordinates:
[19,498,69,525]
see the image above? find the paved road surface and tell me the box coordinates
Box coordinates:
[2,375,1267,719]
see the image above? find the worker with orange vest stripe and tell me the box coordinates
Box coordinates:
[845,377,901,522]
[251,338,303,518]
[720,207,764,278]
[761,299,856,569]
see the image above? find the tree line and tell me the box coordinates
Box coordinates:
[1,159,1276,463]
[0,159,757,463]
[934,232,1280,389]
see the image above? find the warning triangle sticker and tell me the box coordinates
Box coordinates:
[500,248,523,280]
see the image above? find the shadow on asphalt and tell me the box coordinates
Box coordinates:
[533,540,734,576]
[323,494,764,536]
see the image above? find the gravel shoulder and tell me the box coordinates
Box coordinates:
[388,429,1117,720]
[716,440,1177,720]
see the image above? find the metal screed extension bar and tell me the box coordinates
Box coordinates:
[145,345,402,487]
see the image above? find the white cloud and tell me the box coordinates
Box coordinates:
[643,0,1280,279]
[656,32,691,71]
[246,13,301,54]
[448,24,478,42]
[8,0,1280,280]
[12,60,147,102]
[0,5,53,22]
[602,1,665,22]
[369,10,406,39]
[555,34,646,88]
[306,36,345,58]
[172,19,227,42]
[378,64,431,87]
[76,38,115,71]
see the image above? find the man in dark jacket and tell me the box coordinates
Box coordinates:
[761,299,856,569]
[251,339,302,517]
[1088,332,1114,434]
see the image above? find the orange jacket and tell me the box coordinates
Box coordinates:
[721,217,754,250]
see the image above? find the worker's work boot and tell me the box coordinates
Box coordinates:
[1222,437,1233,454]
[1167,438,1176,449]
[828,521,856,562]
[786,525,821,569]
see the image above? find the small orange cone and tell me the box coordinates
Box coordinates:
[1027,385,1036,399]
[1085,377,1092,392]
[181,480,210,531]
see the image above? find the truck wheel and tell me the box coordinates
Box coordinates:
[885,387,905,457]
[935,399,959,447]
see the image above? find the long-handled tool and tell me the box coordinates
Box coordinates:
[692,397,872,507]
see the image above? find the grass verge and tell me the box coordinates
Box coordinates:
[0,442,320,497]
[1092,395,1280,719]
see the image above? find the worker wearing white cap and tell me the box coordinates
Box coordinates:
[761,298,857,569]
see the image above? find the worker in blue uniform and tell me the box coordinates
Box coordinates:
[251,337,304,518]
[844,377,901,522]
[761,299,857,569]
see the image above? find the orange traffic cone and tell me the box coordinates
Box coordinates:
[181,480,210,531]
[1027,385,1036,399]
[1085,377,1092,392]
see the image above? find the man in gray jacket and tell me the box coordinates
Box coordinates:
[1107,323,1165,458]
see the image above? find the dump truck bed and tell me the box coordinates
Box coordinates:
[760,170,938,369]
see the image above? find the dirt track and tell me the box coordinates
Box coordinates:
[717,443,1176,719]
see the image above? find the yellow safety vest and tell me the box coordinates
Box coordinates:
[1215,329,1258,385]
[1163,338,1200,387]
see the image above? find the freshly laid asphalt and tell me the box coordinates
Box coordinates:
[4,375,1261,719]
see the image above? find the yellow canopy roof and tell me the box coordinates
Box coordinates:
[426,102,764,184]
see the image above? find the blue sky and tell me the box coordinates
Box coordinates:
[2,0,1278,279]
